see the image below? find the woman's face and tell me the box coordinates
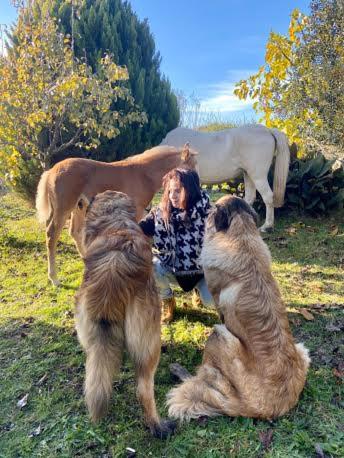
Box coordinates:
[169,177,185,209]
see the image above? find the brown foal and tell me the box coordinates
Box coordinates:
[36,144,197,285]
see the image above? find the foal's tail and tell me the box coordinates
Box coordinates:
[36,171,51,224]
[270,128,290,208]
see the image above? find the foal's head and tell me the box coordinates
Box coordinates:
[179,142,198,170]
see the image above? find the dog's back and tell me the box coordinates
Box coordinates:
[74,191,174,438]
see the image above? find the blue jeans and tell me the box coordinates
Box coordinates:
[153,257,214,307]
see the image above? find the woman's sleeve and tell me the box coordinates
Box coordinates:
[203,191,212,215]
[138,209,156,237]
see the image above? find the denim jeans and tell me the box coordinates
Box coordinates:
[153,257,214,307]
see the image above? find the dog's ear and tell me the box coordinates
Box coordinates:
[77,194,91,211]
[214,204,230,231]
[247,206,259,227]
[235,199,259,227]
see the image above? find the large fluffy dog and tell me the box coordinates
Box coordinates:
[75,190,175,438]
[167,195,310,421]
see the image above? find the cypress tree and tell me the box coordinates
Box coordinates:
[49,0,179,160]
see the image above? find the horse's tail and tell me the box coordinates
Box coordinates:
[270,128,290,208]
[36,170,51,224]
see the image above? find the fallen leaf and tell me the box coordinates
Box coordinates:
[329,225,339,236]
[17,393,29,409]
[315,443,325,458]
[299,309,315,321]
[325,323,341,332]
[37,373,48,385]
[306,226,317,232]
[333,368,343,379]
[125,447,136,458]
[29,425,41,438]
[259,429,274,450]
[286,227,297,235]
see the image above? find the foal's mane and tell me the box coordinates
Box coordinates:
[125,145,182,165]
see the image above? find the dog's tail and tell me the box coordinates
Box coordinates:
[36,170,51,224]
[167,375,222,422]
[81,317,123,422]
[167,363,243,422]
[270,128,290,208]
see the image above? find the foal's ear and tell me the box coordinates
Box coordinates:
[77,194,91,211]
[181,142,191,161]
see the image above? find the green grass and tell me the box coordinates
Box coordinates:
[0,193,343,458]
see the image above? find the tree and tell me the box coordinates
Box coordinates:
[43,0,179,159]
[234,1,344,155]
[0,3,146,201]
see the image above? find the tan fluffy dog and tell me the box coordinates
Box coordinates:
[167,195,310,421]
[75,190,175,438]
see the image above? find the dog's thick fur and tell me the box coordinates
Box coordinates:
[167,195,310,421]
[75,190,175,438]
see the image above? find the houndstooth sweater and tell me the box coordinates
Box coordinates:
[139,191,211,276]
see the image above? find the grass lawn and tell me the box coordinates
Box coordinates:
[0,192,343,458]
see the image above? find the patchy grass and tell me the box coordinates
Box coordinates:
[0,192,343,458]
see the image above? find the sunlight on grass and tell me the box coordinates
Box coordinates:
[0,192,343,457]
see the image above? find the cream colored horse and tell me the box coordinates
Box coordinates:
[36,145,197,286]
[162,125,290,231]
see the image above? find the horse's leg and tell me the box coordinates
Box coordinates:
[243,172,256,206]
[69,210,85,257]
[252,178,274,232]
[46,213,67,286]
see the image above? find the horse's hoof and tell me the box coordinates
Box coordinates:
[49,278,61,287]
[259,225,273,233]
[150,419,177,439]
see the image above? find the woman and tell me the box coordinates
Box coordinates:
[139,168,214,323]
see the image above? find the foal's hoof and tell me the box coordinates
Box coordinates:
[151,419,177,439]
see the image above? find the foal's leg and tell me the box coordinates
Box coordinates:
[252,177,274,232]
[125,295,176,438]
[69,209,85,257]
[46,213,67,286]
[243,172,256,206]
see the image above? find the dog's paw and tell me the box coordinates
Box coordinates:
[151,419,177,439]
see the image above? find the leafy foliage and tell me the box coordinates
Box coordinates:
[234,1,344,154]
[0,192,343,457]
[285,154,344,214]
[45,0,179,159]
[0,4,145,201]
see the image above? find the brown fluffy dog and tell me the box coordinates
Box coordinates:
[167,195,310,421]
[75,190,175,438]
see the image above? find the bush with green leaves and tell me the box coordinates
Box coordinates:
[284,154,343,214]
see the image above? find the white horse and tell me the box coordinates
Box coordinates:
[161,125,290,231]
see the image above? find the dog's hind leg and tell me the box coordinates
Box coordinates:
[125,295,176,439]
[167,326,244,421]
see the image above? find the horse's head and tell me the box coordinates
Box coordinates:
[180,142,198,170]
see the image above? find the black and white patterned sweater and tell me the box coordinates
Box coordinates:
[139,191,211,280]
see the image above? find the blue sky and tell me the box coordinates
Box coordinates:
[1,0,310,121]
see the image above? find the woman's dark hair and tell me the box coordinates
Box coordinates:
[160,168,202,224]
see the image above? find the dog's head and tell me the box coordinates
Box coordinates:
[77,191,137,250]
[78,191,136,222]
[207,195,258,234]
